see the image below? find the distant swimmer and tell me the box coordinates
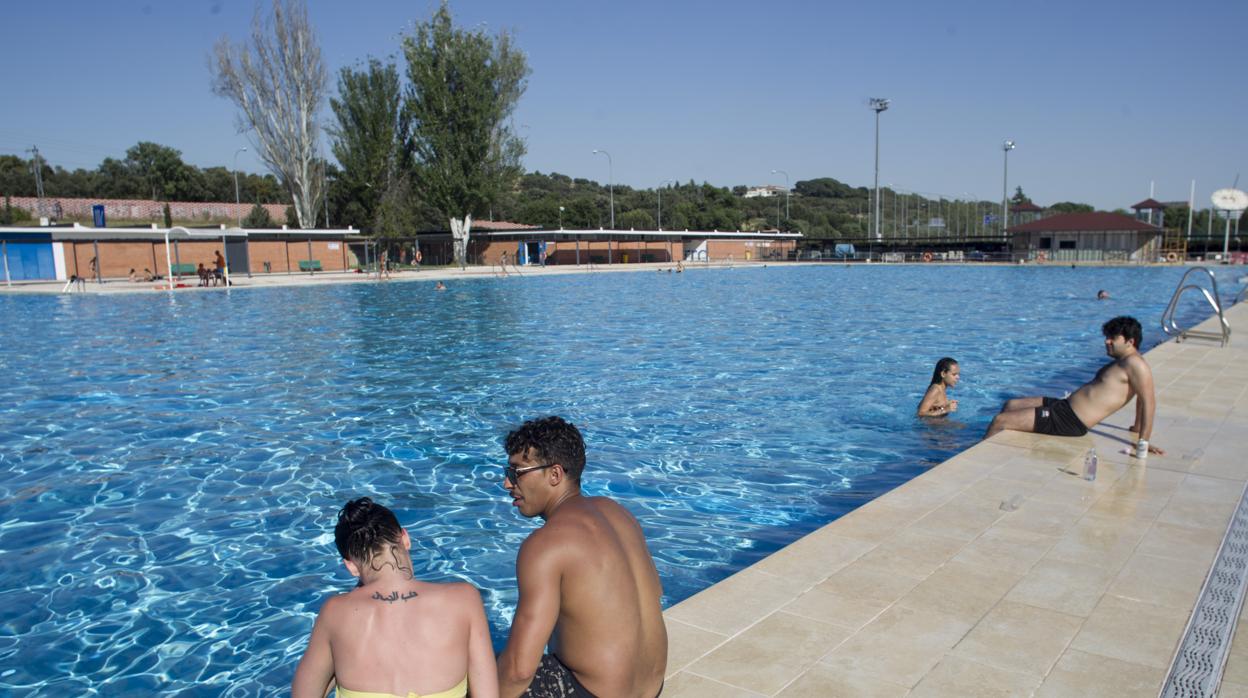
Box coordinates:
[435,281,447,291]
[676,260,684,273]
[917,357,960,417]
[1097,289,1110,300]
[985,316,1164,456]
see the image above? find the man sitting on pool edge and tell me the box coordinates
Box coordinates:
[497,416,667,698]
[985,316,1165,456]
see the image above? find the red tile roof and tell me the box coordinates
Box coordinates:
[1007,212,1162,233]
[1131,198,1167,210]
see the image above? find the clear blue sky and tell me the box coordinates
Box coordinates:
[3,0,1245,210]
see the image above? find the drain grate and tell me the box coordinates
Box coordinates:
[1161,481,1248,697]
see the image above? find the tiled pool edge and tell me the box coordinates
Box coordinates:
[662,302,1248,697]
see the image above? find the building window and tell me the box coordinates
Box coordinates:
[1058,240,1077,250]
[1039,237,1052,249]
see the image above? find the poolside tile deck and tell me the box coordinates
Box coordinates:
[663,302,1248,696]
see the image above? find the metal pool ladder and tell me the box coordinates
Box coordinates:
[1161,267,1230,347]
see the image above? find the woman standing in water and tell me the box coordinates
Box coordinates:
[917,357,960,417]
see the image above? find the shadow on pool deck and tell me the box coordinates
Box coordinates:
[661,302,1248,697]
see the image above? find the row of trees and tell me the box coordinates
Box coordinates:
[208,0,526,264]
[0,144,285,205]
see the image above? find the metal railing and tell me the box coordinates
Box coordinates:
[1161,267,1230,347]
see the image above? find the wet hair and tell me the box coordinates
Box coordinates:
[334,497,403,564]
[930,357,959,386]
[1102,316,1142,348]
[504,416,586,483]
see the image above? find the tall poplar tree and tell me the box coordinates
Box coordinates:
[328,58,406,233]
[401,3,528,266]
[211,0,327,229]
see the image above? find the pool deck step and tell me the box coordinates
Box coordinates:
[661,302,1248,697]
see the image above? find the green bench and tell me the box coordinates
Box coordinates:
[298,260,323,272]
[170,263,197,275]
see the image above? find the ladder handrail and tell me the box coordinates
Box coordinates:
[1161,267,1230,346]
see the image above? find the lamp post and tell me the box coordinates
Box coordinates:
[1001,139,1015,238]
[869,98,889,241]
[232,147,247,228]
[558,205,564,230]
[592,149,613,228]
[771,169,790,228]
[657,179,675,229]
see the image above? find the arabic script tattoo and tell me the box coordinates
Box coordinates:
[372,590,420,603]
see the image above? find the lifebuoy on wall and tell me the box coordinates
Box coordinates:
[1036,251,1047,262]
[922,252,933,263]
[1166,252,1179,263]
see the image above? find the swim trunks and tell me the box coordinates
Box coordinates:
[1033,397,1088,437]
[522,655,598,698]
[521,655,662,698]
[335,675,467,698]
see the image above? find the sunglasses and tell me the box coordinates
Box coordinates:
[504,462,557,484]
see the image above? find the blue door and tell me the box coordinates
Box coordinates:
[3,242,56,280]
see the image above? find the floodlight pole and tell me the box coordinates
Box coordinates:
[869,99,889,241]
[233,147,247,228]
[658,179,675,229]
[772,169,790,227]
[593,149,614,228]
[1001,140,1015,239]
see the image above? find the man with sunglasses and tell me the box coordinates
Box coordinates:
[497,416,667,698]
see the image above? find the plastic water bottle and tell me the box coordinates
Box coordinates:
[1083,447,1098,481]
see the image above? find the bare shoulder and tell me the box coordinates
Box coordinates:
[1123,353,1153,376]
[315,591,353,624]
[589,495,637,517]
[441,580,484,605]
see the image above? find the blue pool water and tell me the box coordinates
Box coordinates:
[0,265,1241,694]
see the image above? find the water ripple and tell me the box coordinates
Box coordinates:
[0,265,1238,694]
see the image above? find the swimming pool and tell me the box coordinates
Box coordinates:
[0,265,1239,694]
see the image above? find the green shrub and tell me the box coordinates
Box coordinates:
[0,196,31,224]
[243,204,276,228]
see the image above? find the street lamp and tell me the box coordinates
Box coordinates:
[657,179,675,229]
[592,149,614,229]
[1001,139,1015,238]
[558,205,565,230]
[771,169,790,227]
[869,98,889,241]
[232,147,247,228]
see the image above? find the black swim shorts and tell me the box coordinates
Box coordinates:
[522,655,663,698]
[1033,397,1088,437]
[522,655,599,698]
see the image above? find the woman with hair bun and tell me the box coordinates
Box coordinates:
[292,497,498,698]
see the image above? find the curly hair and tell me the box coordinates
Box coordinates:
[1102,316,1142,348]
[504,416,586,483]
[334,497,403,564]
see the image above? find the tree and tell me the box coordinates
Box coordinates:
[124,142,192,200]
[1048,201,1094,214]
[329,58,406,233]
[618,209,654,230]
[1010,186,1030,205]
[211,0,328,229]
[401,2,529,266]
[243,203,276,228]
[373,174,422,238]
